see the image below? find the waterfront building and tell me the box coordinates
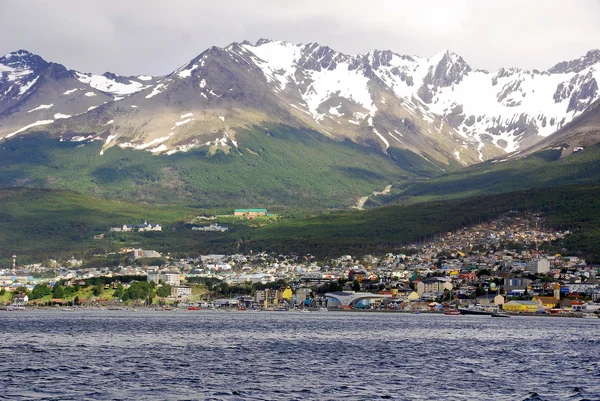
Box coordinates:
[533,296,560,309]
[325,291,392,308]
[502,300,540,312]
[170,286,192,298]
[295,288,311,304]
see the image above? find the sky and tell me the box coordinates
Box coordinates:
[1,0,599,76]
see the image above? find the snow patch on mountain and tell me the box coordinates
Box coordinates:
[6,119,54,138]
[18,76,38,95]
[28,104,53,112]
[104,134,117,146]
[329,105,343,116]
[177,64,197,78]
[120,133,175,151]
[173,118,192,128]
[372,128,389,149]
[146,83,168,99]
[304,61,374,120]
[242,41,300,91]
[75,72,150,96]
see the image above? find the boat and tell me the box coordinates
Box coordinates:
[5,305,25,311]
[444,309,461,316]
[491,311,510,318]
[458,305,496,316]
[581,313,598,319]
[187,306,199,310]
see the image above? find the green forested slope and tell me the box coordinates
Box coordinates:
[1,184,598,264]
[371,143,600,206]
[0,125,442,209]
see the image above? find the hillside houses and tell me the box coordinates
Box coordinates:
[192,223,228,232]
[110,221,162,232]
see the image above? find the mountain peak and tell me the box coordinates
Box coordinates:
[256,38,276,46]
[0,49,49,76]
[2,49,34,59]
[548,49,600,74]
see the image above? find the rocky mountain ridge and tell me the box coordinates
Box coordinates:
[1,41,599,168]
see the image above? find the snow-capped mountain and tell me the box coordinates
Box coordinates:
[507,97,600,160]
[1,42,599,167]
[0,50,160,140]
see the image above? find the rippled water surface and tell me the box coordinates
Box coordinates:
[0,310,599,400]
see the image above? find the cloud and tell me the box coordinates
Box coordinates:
[1,0,598,75]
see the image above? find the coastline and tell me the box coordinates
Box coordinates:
[0,306,596,319]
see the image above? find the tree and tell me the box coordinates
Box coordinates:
[31,284,52,300]
[113,284,124,299]
[127,281,154,300]
[52,284,65,299]
[92,280,104,297]
[156,284,171,298]
[352,279,361,292]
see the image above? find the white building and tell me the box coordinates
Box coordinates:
[192,224,228,232]
[238,273,275,284]
[161,273,181,286]
[170,286,192,298]
[147,272,181,286]
[527,258,550,274]
[147,271,161,284]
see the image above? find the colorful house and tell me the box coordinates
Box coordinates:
[502,300,540,313]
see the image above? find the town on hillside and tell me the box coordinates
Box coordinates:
[1,212,598,315]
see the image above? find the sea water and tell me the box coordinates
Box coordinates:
[0,310,598,400]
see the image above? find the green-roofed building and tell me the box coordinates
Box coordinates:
[234,208,268,218]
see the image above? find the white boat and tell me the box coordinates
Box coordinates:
[581,313,598,319]
[491,311,510,318]
[458,305,496,316]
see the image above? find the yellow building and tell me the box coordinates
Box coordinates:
[502,300,539,313]
[532,296,559,309]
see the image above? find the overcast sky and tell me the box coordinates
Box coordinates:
[1,0,599,76]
